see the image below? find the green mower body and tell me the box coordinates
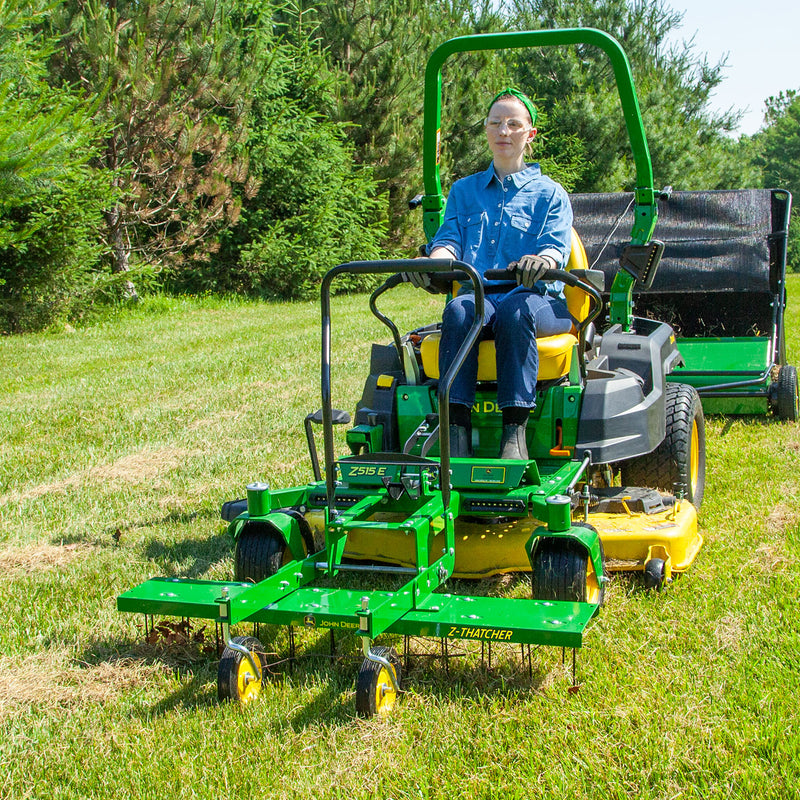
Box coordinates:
[118,29,708,713]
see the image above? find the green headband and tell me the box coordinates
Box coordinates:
[487,87,538,126]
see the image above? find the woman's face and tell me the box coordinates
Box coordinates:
[485,97,536,163]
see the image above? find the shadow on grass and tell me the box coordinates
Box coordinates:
[81,619,569,727]
[710,413,777,437]
[52,506,222,548]
[141,530,234,578]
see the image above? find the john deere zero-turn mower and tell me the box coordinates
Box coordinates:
[118,29,706,716]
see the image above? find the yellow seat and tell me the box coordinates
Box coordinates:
[419,229,590,382]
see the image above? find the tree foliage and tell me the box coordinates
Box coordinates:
[47,0,262,295]
[168,3,387,300]
[754,90,800,269]
[0,0,114,332]
[500,0,758,192]
[299,0,510,248]
[5,0,800,329]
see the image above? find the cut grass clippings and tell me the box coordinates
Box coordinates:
[1,280,799,800]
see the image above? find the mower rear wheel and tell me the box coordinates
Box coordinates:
[218,635,266,704]
[234,523,291,583]
[356,646,402,718]
[620,383,706,508]
[776,365,799,422]
[531,533,605,605]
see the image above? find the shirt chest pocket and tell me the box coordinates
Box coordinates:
[507,212,543,250]
[458,212,487,260]
[509,212,541,235]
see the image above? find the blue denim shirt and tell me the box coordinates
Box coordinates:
[429,162,573,294]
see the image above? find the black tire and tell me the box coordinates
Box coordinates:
[643,558,666,591]
[355,645,402,718]
[531,532,605,605]
[218,635,266,704]
[620,382,706,508]
[234,522,290,583]
[776,365,799,422]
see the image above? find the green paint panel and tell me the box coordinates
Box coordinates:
[673,337,771,374]
[117,578,248,620]
[698,396,769,415]
[393,593,594,648]
[451,458,528,489]
[118,579,594,648]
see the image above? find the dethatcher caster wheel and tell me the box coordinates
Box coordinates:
[218,635,266,704]
[356,645,402,718]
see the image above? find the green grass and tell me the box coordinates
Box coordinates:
[1,279,799,800]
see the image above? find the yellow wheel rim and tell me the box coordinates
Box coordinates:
[585,557,601,604]
[374,666,397,715]
[689,419,699,495]
[236,654,263,704]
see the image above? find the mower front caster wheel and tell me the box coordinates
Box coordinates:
[530,533,605,605]
[355,646,402,718]
[235,523,292,583]
[644,558,667,591]
[218,635,266,704]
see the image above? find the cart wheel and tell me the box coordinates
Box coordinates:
[776,365,799,422]
[644,558,666,591]
[218,635,266,704]
[620,383,706,508]
[355,645,401,718]
[234,522,292,583]
[531,533,605,605]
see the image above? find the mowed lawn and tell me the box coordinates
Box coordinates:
[1,277,798,800]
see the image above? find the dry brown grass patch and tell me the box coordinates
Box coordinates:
[766,501,798,536]
[750,541,790,575]
[1,446,193,504]
[0,541,93,577]
[714,614,745,653]
[0,650,165,721]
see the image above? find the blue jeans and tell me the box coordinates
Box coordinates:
[439,288,572,409]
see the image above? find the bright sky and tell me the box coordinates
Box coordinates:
[670,0,800,136]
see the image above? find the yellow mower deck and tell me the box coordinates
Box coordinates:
[306,497,700,579]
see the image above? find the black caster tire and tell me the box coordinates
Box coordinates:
[218,635,266,704]
[531,531,605,605]
[234,523,290,583]
[776,365,799,422]
[355,645,402,718]
[643,558,666,591]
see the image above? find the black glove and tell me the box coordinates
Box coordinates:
[511,254,555,289]
[402,270,434,291]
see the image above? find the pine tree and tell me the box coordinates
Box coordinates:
[48,0,260,296]
[0,0,113,332]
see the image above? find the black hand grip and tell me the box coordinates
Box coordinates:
[484,268,516,281]
[384,273,405,289]
[485,267,578,286]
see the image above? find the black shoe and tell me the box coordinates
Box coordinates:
[499,423,528,460]
[448,424,470,458]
